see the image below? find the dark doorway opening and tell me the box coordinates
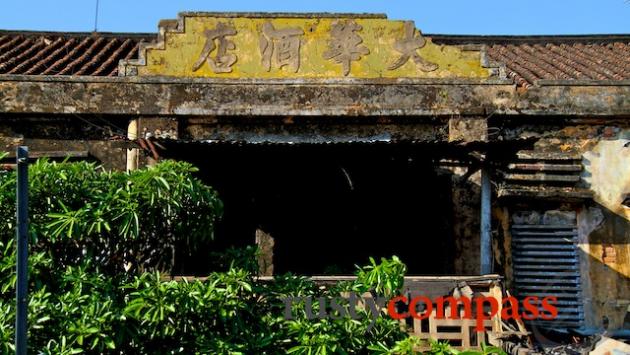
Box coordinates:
[161,141,455,275]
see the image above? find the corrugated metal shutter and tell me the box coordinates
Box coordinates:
[511,223,585,328]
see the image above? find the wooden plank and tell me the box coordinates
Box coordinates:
[462,323,470,348]
[429,310,438,342]
[489,283,503,334]
[516,151,582,160]
[498,188,593,199]
[505,173,581,182]
[432,333,465,340]
[433,319,477,327]
[508,163,582,172]
[413,318,422,336]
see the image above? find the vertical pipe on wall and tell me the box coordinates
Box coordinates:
[480,168,492,275]
[15,146,29,355]
[127,119,139,171]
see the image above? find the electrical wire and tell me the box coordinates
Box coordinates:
[94,0,100,32]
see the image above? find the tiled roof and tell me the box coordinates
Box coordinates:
[0,30,628,87]
[0,31,150,76]
[432,34,630,88]
[488,42,629,87]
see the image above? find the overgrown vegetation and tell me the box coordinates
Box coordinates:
[0,158,504,354]
[1,158,222,275]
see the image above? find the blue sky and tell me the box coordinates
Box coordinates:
[0,0,628,35]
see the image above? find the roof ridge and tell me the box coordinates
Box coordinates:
[0,29,155,38]
[1,29,629,41]
[428,34,630,45]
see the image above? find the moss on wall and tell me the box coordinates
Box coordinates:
[140,16,490,79]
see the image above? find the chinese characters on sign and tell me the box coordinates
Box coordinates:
[193,22,238,73]
[259,21,304,73]
[388,21,438,72]
[189,19,443,76]
[323,20,370,76]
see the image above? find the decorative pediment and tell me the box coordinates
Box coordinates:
[120,12,501,79]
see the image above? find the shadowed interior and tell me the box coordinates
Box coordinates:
[162,142,456,275]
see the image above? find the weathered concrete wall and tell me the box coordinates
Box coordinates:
[0,116,130,170]
[451,169,482,275]
[1,76,628,117]
[580,130,630,330]
[447,116,486,274]
[494,206,513,289]
[578,205,630,330]
[182,116,449,143]
[498,121,630,330]
[583,134,630,221]
[0,77,513,117]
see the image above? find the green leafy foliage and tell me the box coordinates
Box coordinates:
[0,159,223,276]
[368,336,425,355]
[354,255,407,298]
[457,342,507,355]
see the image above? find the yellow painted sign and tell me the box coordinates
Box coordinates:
[122,13,493,79]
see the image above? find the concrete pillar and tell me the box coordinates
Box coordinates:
[255,229,274,276]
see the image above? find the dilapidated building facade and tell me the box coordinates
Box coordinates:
[1,12,629,338]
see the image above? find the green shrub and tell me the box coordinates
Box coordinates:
[0,255,415,353]
[0,159,223,276]
[0,158,503,354]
